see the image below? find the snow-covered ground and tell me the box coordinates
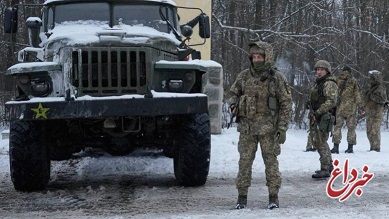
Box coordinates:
[1,127,389,218]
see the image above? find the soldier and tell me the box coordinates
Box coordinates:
[331,66,362,154]
[229,41,292,210]
[308,60,337,178]
[363,70,387,152]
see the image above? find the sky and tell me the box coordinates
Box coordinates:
[1,126,389,218]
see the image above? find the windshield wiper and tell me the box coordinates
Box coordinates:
[159,6,181,40]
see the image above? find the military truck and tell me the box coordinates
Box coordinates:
[3,0,222,191]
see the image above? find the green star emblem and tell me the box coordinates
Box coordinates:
[31,103,50,119]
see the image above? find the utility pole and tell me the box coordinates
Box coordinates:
[3,0,19,92]
[6,0,19,69]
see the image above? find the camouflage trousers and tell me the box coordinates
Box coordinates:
[332,113,357,145]
[366,115,382,150]
[312,129,333,171]
[236,133,281,197]
[306,130,316,150]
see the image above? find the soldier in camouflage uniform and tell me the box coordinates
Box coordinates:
[363,70,387,152]
[331,66,362,154]
[229,41,292,210]
[308,60,338,178]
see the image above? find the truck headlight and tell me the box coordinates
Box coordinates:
[185,72,194,81]
[18,74,30,84]
[168,80,183,92]
[31,81,50,97]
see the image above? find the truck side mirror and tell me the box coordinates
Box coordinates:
[26,17,43,47]
[198,13,210,39]
[4,7,18,34]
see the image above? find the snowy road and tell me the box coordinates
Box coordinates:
[1,160,388,219]
[1,128,389,218]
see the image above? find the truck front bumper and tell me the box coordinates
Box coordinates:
[5,96,208,121]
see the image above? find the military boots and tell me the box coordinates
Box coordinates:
[315,165,334,174]
[345,144,353,153]
[268,195,279,209]
[235,195,247,209]
[312,170,330,178]
[330,143,339,154]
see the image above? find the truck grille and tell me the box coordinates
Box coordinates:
[71,48,147,96]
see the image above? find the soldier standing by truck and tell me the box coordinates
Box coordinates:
[308,60,337,179]
[229,41,292,210]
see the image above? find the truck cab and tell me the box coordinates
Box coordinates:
[3,0,223,191]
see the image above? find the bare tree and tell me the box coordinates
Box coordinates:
[212,0,389,128]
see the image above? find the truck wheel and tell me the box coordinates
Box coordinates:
[9,121,50,191]
[163,136,177,158]
[163,146,175,158]
[174,113,210,186]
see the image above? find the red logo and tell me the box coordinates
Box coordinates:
[326,158,374,202]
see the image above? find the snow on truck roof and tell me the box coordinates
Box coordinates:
[44,0,176,6]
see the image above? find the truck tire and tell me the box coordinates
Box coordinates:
[174,113,210,186]
[9,121,50,191]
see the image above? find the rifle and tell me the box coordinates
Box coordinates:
[308,103,322,147]
[227,100,239,129]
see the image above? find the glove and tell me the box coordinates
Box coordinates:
[275,129,286,144]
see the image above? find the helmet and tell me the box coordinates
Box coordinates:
[248,41,274,66]
[368,70,383,84]
[314,60,331,73]
[342,66,351,73]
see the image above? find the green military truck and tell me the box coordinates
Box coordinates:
[3,0,222,191]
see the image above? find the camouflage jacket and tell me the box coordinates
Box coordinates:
[229,67,292,133]
[309,74,338,117]
[336,72,362,116]
[364,72,387,116]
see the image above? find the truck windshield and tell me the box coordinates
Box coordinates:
[47,3,178,34]
[112,4,177,33]
[47,3,110,29]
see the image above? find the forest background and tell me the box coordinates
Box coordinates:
[1,0,389,129]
